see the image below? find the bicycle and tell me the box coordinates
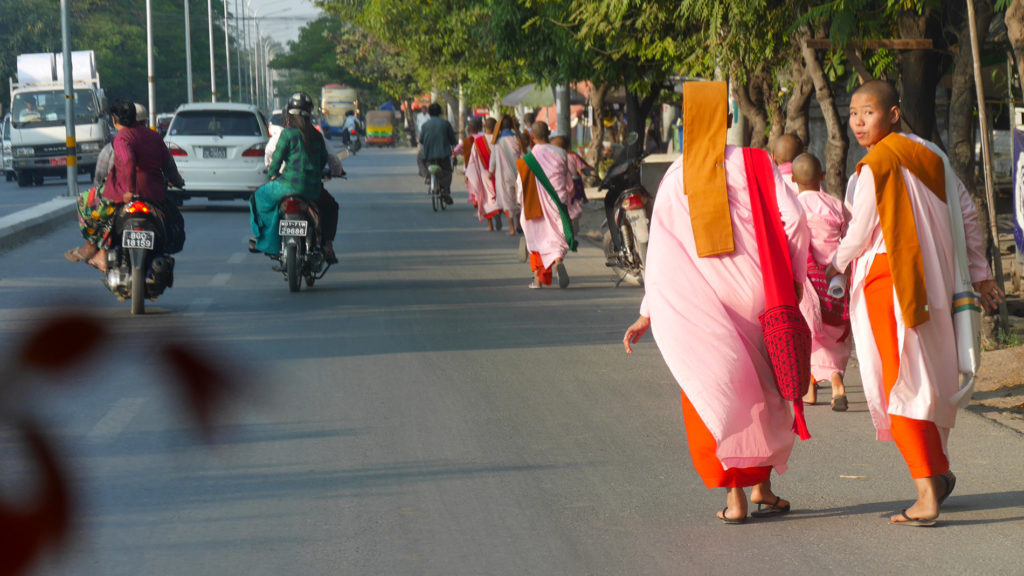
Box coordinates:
[427,161,447,212]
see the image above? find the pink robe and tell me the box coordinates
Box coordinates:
[565,152,585,220]
[516,143,572,269]
[797,189,852,379]
[777,162,797,197]
[467,135,499,220]
[489,134,522,213]
[833,133,990,440]
[640,146,809,472]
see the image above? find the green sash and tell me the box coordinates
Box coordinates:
[522,152,577,252]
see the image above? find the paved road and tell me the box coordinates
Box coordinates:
[2,146,1023,575]
[0,172,87,218]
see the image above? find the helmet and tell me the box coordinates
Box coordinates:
[134,103,148,125]
[286,92,313,117]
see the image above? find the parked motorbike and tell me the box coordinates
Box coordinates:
[267,193,330,292]
[601,133,652,286]
[102,198,176,315]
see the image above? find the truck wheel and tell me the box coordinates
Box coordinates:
[16,171,31,187]
[33,174,44,186]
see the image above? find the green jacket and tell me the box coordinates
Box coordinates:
[269,127,328,195]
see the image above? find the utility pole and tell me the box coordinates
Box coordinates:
[224,0,231,101]
[185,0,193,103]
[146,0,155,126]
[60,0,77,197]
[208,0,216,102]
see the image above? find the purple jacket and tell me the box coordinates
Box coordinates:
[102,124,171,203]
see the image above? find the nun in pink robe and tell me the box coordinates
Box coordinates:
[623,81,808,522]
[516,141,572,269]
[466,135,500,224]
[796,186,853,385]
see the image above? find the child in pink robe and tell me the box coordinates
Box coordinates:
[792,153,852,411]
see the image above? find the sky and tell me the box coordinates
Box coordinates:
[244,0,322,45]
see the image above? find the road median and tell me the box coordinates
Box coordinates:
[0,196,77,253]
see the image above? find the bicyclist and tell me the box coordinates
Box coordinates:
[418,103,458,206]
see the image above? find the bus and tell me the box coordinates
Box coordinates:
[320,84,358,139]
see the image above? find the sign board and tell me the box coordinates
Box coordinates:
[472,108,490,117]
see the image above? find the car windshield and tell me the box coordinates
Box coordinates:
[270,112,283,127]
[12,90,100,127]
[169,111,263,137]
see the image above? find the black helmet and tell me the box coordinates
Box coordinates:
[286,92,313,117]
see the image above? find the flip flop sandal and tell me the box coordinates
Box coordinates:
[938,471,956,506]
[890,509,937,527]
[717,507,747,525]
[750,495,791,518]
[527,282,542,289]
[64,247,89,263]
[831,395,849,412]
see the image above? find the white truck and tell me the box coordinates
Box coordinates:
[8,51,109,187]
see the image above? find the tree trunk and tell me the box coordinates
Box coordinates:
[733,81,770,150]
[800,27,849,199]
[898,11,943,143]
[586,81,610,184]
[784,37,815,147]
[625,86,661,159]
[950,0,995,265]
[1008,0,1024,99]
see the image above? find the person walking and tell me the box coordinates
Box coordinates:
[828,80,1001,526]
[489,114,524,236]
[516,122,575,289]
[623,81,809,524]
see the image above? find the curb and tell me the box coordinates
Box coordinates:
[0,196,78,253]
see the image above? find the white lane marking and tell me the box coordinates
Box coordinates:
[227,252,246,264]
[187,297,214,314]
[209,273,231,286]
[86,398,146,441]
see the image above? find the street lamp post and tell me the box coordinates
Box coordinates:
[224,0,231,101]
[185,0,193,103]
[207,0,216,102]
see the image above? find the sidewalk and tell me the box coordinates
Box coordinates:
[0,196,77,252]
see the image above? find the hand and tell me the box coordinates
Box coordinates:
[794,281,803,302]
[623,315,651,354]
[973,279,1004,313]
[122,192,134,203]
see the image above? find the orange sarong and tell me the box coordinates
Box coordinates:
[680,389,773,489]
[529,252,552,286]
[864,257,949,479]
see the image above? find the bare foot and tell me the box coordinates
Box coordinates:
[717,487,748,523]
[87,249,108,273]
[889,476,941,524]
[803,381,818,405]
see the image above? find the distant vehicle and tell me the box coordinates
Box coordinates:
[269,108,284,138]
[163,102,269,201]
[155,112,174,136]
[320,84,357,139]
[8,51,109,187]
[1,114,12,181]
[365,110,396,147]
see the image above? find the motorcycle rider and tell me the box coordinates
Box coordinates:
[418,102,458,205]
[65,99,182,272]
[340,109,362,146]
[249,92,333,260]
[262,92,343,264]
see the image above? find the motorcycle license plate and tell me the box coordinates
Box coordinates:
[203,146,227,159]
[279,220,308,237]
[122,229,155,250]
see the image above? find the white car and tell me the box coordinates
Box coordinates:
[1,114,12,181]
[163,103,269,201]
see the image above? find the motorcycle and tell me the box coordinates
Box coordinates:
[267,190,331,292]
[601,133,653,286]
[346,128,362,155]
[102,198,177,315]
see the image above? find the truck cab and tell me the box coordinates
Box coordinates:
[8,51,108,187]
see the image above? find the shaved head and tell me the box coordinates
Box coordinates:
[853,80,899,111]
[791,153,823,191]
[532,121,550,143]
[772,134,804,165]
